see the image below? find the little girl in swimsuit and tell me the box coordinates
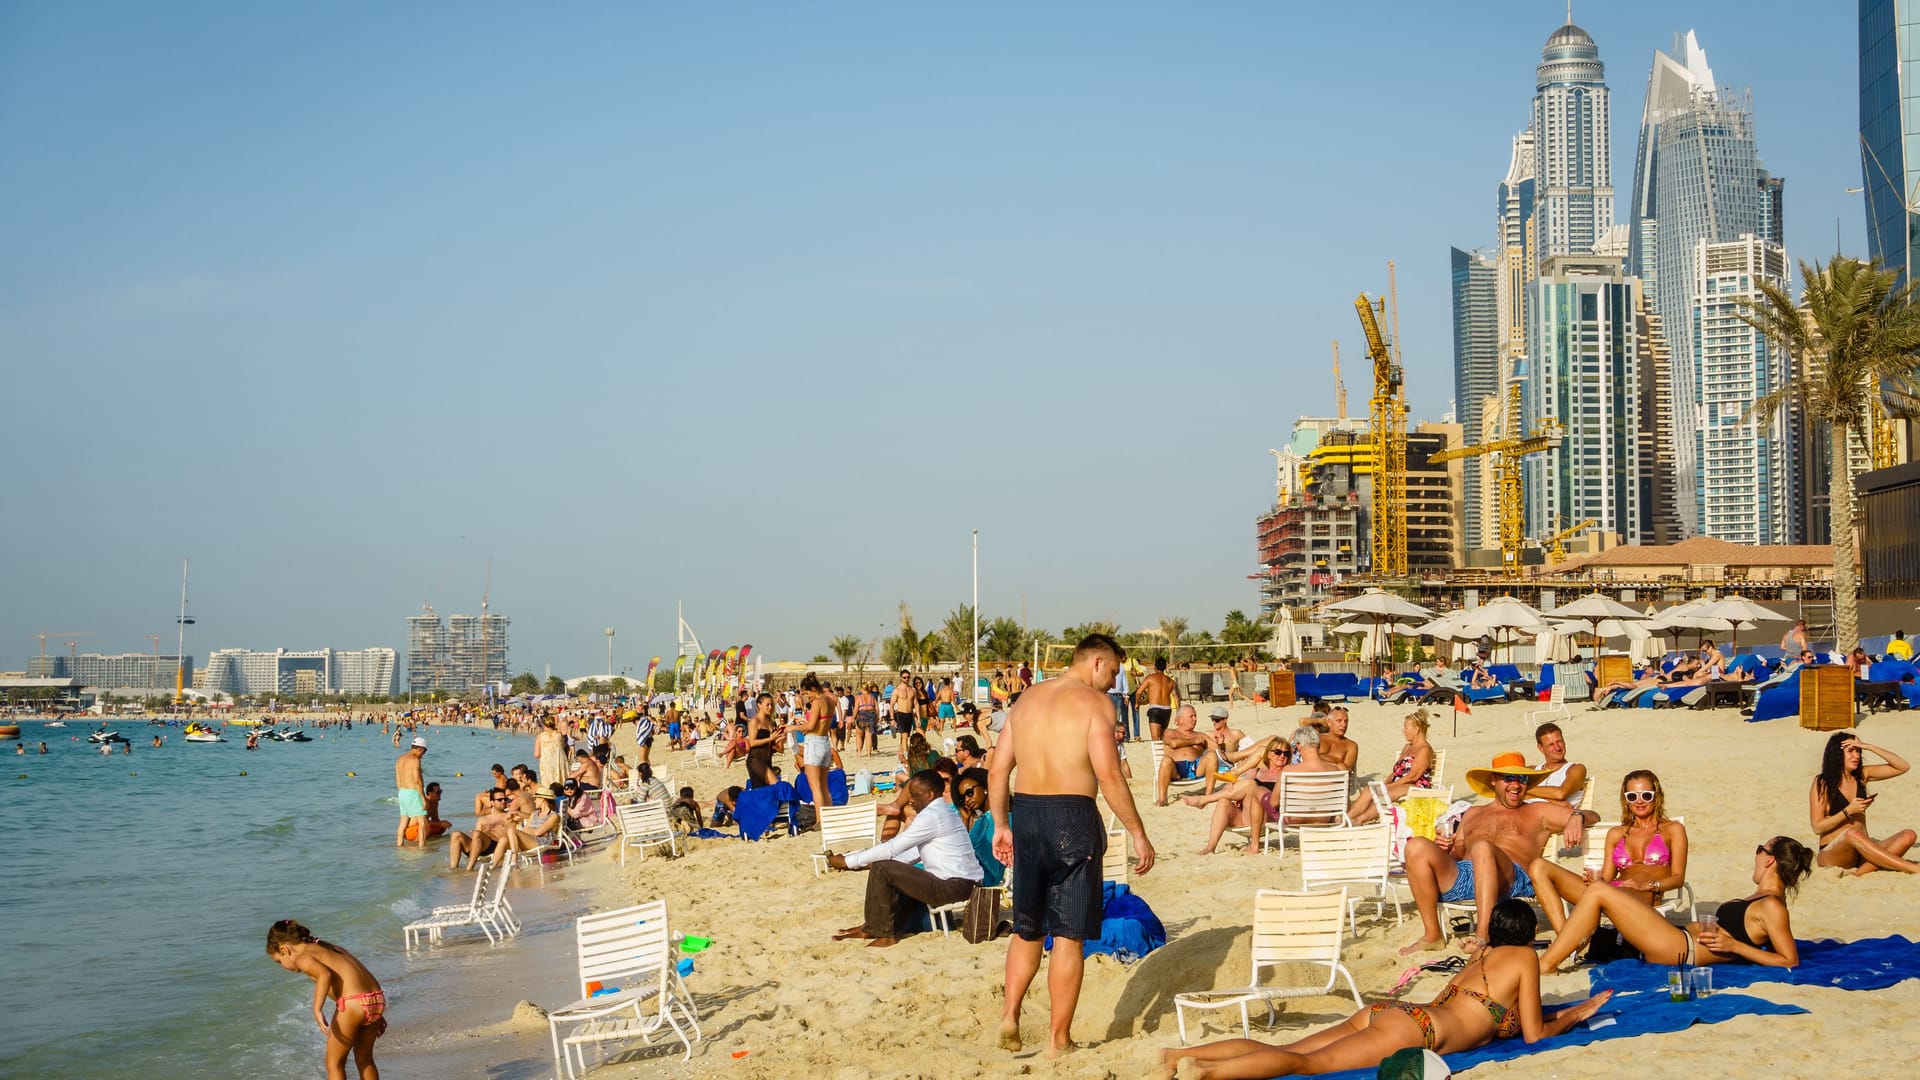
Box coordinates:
[267,919,386,1080]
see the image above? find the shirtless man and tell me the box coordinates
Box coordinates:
[1524,723,1587,809]
[889,672,919,747]
[1400,751,1595,954]
[1318,706,1358,774]
[394,737,428,848]
[934,678,958,733]
[795,673,835,830]
[989,634,1154,1059]
[1199,706,1245,794]
[568,749,604,790]
[1154,705,1218,806]
[1136,657,1176,742]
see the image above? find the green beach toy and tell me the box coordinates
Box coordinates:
[679,935,713,953]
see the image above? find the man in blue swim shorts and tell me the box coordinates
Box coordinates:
[394,737,429,848]
[1152,705,1221,807]
[1399,751,1596,955]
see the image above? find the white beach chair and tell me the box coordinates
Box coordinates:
[811,802,881,876]
[1172,889,1362,1043]
[1299,823,1401,933]
[616,801,679,865]
[1269,770,1353,858]
[692,736,720,768]
[403,862,515,948]
[1526,683,1571,724]
[1102,827,1130,886]
[1428,749,1447,790]
[549,901,702,1077]
[1576,819,1697,922]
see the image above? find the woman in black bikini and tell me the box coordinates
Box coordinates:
[1538,835,1813,973]
[1163,900,1610,1078]
[1809,732,1918,875]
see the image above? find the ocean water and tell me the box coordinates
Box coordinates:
[0,720,562,1078]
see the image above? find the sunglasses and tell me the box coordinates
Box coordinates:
[1756,844,1774,858]
[1492,773,1532,784]
[1624,790,1657,803]
[957,786,983,799]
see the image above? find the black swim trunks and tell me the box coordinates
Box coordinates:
[1145,706,1171,728]
[1010,792,1105,942]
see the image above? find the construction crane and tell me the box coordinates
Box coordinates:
[32,631,92,670]
[1331,342,1347,420]
[1873,406,1900,471]
[1542,518,1597,565]
[1353,265,1408,579]
[1429,383,1563,577]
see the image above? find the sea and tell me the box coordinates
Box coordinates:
[0,718,587,1079]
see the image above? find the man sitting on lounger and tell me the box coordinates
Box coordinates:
[1399,751,1596,955]
[1154,705,1220,806]
[825,769,984,947]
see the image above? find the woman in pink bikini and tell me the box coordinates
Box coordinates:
[1528,769,1689,932]
[267,919,386,1080]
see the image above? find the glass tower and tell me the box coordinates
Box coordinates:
[1531,24,1613,262]
[1691,236,1794,544]
[1860,0,1920,281]
[1451,247,1500,548]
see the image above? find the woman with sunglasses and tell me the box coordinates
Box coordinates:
[1188,736,1291,856]
[1164,899,1612,1078]
[1538,835,1813,973]
[954,766,1005,886]
[1528,770,1688,932]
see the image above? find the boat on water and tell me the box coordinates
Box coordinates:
[0,724,20,740]
[46,721,67,728]
[183,723,225,744]
[88,727,131,744]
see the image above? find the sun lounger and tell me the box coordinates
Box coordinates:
[1172,888,1361,1043]
[548,901,701,1077]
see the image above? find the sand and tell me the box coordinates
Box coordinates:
[428,696,1920,1079]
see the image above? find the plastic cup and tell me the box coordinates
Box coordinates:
[1668,970,1689,1002]
[1688,966,1712,998]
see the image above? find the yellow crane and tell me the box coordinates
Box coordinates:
[1353,265,1408,579]
[1542,518,1597,565]
[1873,407,1900,470]
[1429,383,1562,577]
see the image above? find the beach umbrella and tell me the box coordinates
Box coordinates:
[1456,596,1550,665]
[1323,589,1435,675]
[1273,608,1300,661]
[1544,592,1650,657]
[1692,596,1790,652]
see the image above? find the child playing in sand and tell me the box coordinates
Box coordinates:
[266,919,386,1080]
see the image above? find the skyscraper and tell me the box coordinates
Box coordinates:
[1450,247,1499,550]
[1860,0,1919,281]
[1525,255,1646,542]
[1531,23,1614,263]
[1628,31,1771,535]
[1690,235,1794,543]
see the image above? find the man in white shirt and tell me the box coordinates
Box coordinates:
[827,770,984,946]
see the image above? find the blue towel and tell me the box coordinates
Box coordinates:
[734,786,782,841]
[1589,935,1920,995]
[689,827,732,840]
[1048,882,1166,965]
[793,769,849,807]
[1749,669,1802,723]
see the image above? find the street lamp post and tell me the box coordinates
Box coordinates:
[972,529,980,704]
[605,627,615,678]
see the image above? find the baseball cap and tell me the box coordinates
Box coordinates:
[1209,705,1230,721]
[411,737,429,750]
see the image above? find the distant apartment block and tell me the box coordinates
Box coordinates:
[201,647,400,697]
[406,604,509,694]
[26,652,192,689]
[1690,235,1795,544]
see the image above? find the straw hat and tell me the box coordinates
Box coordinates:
[1465,751,1552,799]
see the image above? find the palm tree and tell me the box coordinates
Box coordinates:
[828,634,864,671]
[941,605,978,660]
[983,616,1026,662]
[1154,615,1189,662]
[1738,255,1920,648]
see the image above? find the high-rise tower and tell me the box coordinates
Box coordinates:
[1531,22,1614,263]
[1450,247,1500,550]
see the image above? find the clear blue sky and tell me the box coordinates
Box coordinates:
[0,2,1863,675]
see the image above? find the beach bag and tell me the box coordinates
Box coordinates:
[962,886,1003,944]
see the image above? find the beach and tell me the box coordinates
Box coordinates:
[404,695,1920,1079]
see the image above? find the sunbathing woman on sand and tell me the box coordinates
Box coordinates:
[1162,900,1610,1079]
[1810,733,1918,875]
[267,919,386,1080]
[1538,835,1812,972]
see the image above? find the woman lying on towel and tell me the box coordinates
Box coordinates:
[1162,901,1611,1079]
[1538,835,1812,973]
[1528,770,1689,933]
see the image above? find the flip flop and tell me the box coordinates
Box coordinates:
[1421,955,1467,974]
[1385,965,1424,997]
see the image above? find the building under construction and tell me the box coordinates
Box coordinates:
[406,603,510,695]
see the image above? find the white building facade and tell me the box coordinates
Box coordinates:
[202,648,399,697]
[1691,235,1794,544]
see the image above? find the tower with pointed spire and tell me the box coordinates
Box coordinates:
[1530,19,1613,263]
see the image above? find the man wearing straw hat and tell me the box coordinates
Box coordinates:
[1399,751,1597,955]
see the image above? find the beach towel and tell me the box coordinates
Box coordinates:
[1587,935,1920,995]
[793,769,849,807]
[1048,882,1166,964]
[734,785,796,841]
